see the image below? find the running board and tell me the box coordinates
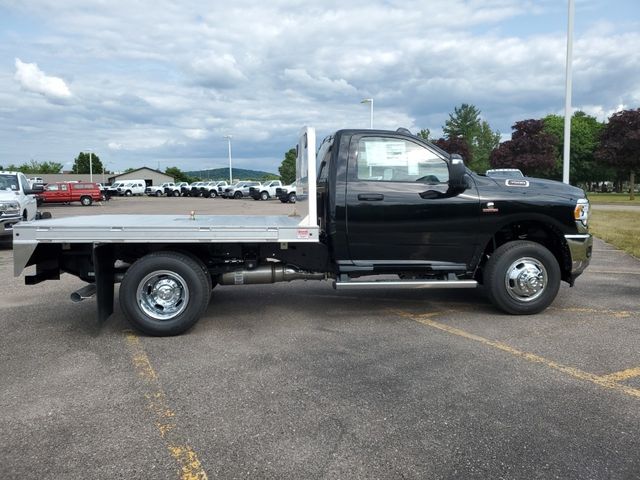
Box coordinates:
[333,279,478,289]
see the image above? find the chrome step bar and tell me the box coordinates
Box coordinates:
[334,279,478,289]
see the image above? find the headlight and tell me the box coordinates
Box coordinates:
[0,201,20,214]
[574,198,589,226]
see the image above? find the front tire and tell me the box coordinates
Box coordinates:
[484,241,560,315]
[288,192,297,203]
[260,191,269,201]
[125,190,132,197]
[80,196,93,206]
[234,191,243,199]
[119,252,211,336]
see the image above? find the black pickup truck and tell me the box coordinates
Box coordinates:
[13,127,592,336]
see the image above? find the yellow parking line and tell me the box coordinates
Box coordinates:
[393,310,640,400]
[584,270,640,275]
[549,307,635,318]
[124,331,208,480]
[602,367,640,382]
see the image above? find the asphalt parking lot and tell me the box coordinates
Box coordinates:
[1,196,639,479]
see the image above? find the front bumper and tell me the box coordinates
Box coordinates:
[564,233,593,279]
[1,214,21,238]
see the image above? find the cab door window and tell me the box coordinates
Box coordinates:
[356,137,449,184]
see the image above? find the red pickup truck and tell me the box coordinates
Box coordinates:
[37,182,103,206]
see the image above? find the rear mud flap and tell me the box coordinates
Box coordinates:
[93,244,115,324]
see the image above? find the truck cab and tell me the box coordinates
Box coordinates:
[0,171,38,239]
[317,129,591,304]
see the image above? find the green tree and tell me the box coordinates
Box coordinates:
[123,167,136,174]
[72,152,104,174]
[443,103,481,147]
[595,108,640,200]
[543,112,608,185]
[0,160,63,174]
[278,148,297,184]
[165,166,196,183]
[473,121,501,174]
[442,104,500,173]
[416,128,431,141]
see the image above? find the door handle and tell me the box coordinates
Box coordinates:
[358,193,384,201]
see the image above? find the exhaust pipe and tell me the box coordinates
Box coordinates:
[219,265,326,285]
[70,284,97,302]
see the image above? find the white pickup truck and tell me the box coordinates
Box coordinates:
[0,171,39,240]
[249,180,283,200]
[146,182,175,196]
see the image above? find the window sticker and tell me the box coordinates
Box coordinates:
[364,140,407,167]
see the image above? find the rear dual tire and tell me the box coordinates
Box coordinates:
[120,252,212,336]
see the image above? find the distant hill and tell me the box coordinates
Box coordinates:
[185,167,279,181]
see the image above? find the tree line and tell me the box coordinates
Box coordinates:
[416,103,639,196]
[4,105,638,197]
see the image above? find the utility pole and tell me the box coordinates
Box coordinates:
[224,135,233,184]
[562,0,575,184]
[361,98,374,128]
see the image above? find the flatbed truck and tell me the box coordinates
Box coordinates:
[13,127,592,336]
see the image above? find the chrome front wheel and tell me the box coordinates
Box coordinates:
[504,257,548,302]
[484,241,560,315]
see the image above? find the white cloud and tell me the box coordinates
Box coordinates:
[14,58,72,101]
[189,53,247,88]
[283,68,357,97]
[183,128,208,140]
[1,1,639,172]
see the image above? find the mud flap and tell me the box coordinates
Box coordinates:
[93,244,115,324]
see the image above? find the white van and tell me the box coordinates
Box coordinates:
[116,180,146,196]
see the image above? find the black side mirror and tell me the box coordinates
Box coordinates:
[25,184,45,195]
[449,154,467,191]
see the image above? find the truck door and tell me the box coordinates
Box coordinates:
[345,134,481,267]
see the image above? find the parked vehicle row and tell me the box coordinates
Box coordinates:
[140,179,296,202]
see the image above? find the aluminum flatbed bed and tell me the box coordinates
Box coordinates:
[14,214,319,243]
[13,213,320,276]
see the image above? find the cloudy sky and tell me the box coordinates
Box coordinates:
[1,0,639,174]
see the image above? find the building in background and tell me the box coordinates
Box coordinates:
[34,167,174,186]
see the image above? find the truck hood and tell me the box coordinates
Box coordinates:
[0,189,19,202]
[490,176,586,200]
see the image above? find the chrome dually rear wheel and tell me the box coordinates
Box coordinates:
[137,270,190,320]
[120,252,211,336]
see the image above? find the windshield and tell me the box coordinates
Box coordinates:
[0,174,19,191]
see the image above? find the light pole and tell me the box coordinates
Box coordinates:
[361,98,374,129]
[224,135,233,184]
[85,149,93,182]
[562,0,574,184]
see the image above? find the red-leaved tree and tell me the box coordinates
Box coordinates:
[595,108,640,200]
[489,120,557,177]
[433,137,472,165]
